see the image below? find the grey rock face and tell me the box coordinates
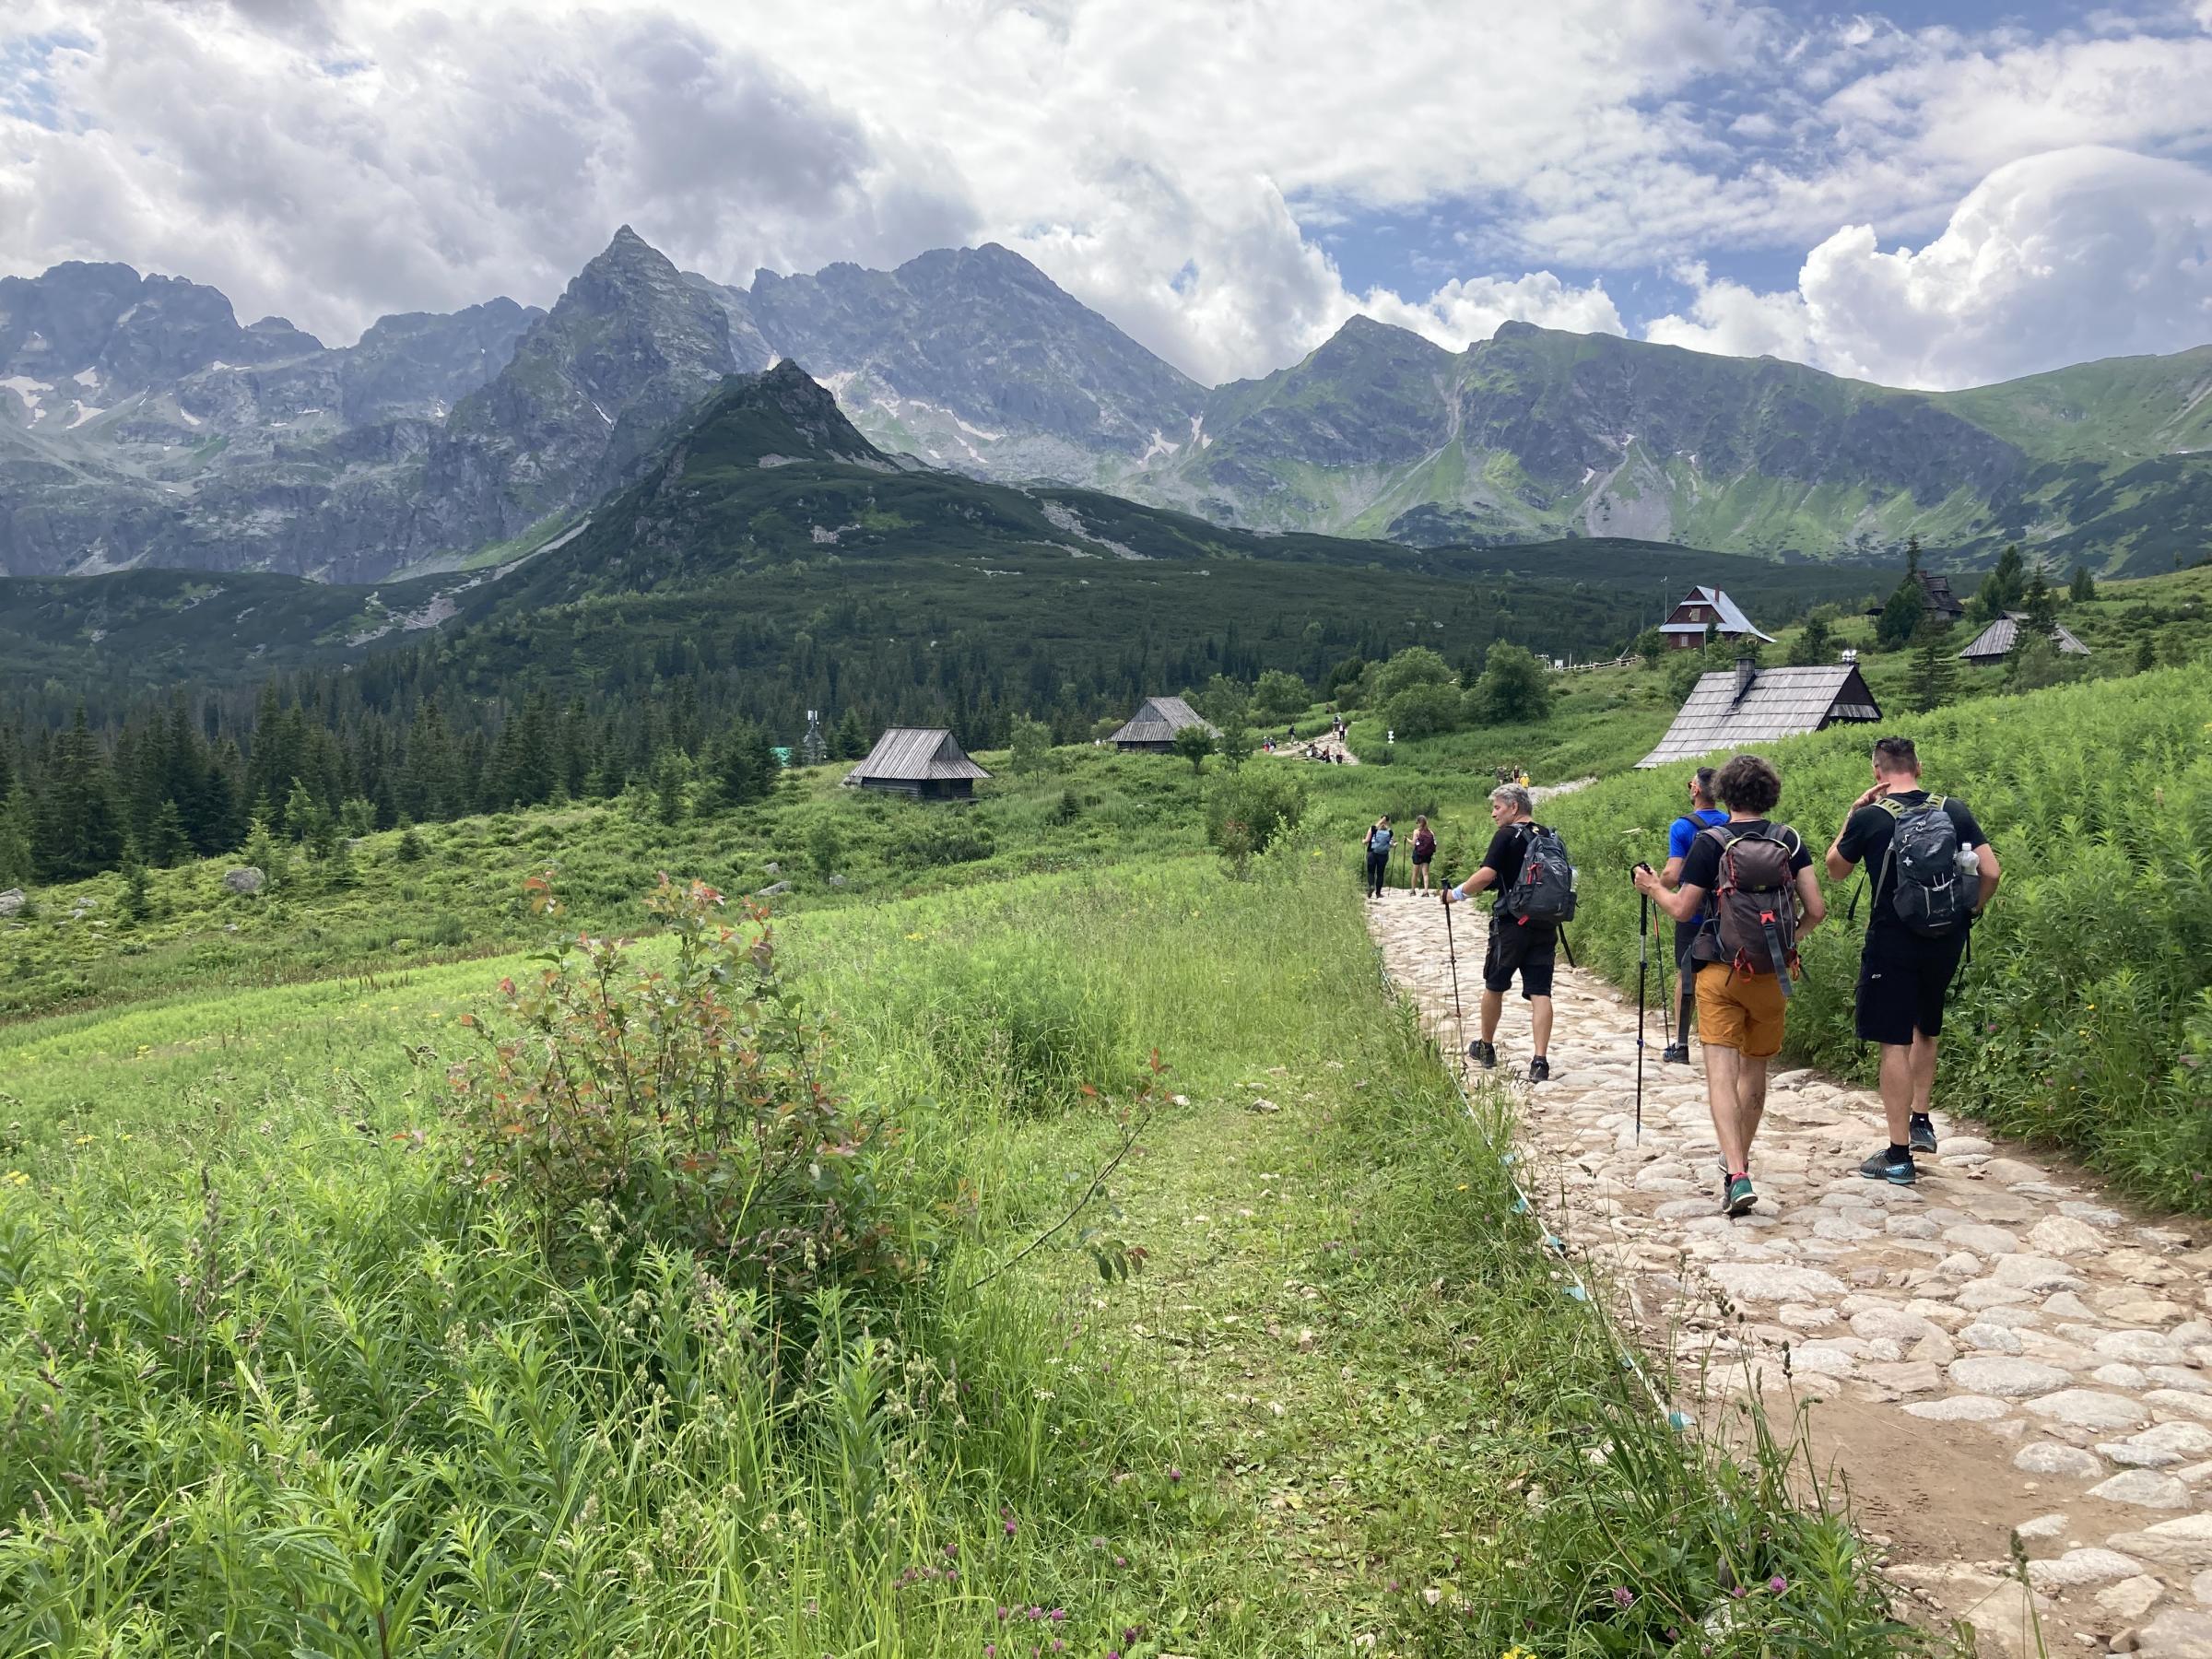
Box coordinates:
[222,866,265,894]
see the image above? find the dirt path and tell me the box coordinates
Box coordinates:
[1367,894,2212,1659]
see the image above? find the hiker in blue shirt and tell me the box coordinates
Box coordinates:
[1361,816,1394,899]
[1660,767,1728,1064]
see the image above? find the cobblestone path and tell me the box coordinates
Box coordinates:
[1368,891,2212,1659]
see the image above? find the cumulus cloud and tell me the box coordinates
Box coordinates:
[2,1,2211,384]
[1646,147,2212,388]
[1358,272,1625,353]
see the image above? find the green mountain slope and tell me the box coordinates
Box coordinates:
[0,363,1883,700]
[1113,322,2212,573]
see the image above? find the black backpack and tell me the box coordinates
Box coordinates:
[1504,824,1577,924]
[1878,795,1971,936]
[1692,824,1802,995]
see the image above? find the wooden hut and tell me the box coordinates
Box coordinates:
[1638,660,1882,769]
[844,727,991,799]
[1956,613,2090,668]
[1658,586,1774,651]
[1865,570,1966,626]
[1107,696,1218,752]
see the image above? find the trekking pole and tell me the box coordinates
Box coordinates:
[1654,900,1673,1052]
[1635,892,1650,1143]
[1442,891,1468,1065]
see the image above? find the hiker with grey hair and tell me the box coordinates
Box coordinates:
[1443,782,1567,1083]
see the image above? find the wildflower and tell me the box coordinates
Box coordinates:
[985,1648,995,1658]
[944,1543,959,1558]
[1730,1585,1747,1599]
[1611,1587,1635,1609]
[1166,1467,1182,1482]
[1769,1575,1787,1594]
[996,1608,1008,1622]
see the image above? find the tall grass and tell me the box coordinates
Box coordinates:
[0,853,1919,1653]
[1542,660,2212,1210]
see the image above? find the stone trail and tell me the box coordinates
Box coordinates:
[1368,892,2212,1659]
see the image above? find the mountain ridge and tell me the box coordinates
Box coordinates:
[2,229,2208,581]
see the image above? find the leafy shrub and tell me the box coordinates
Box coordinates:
[446,876,907,1300]
[1473,641,1554,724]
[891,817,995,867]
[1384,680,1465,740]
[1205,767,1308,876]
[1371,645,1455,704]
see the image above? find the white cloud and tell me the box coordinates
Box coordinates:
[1,1,2210,386]
[1358,272,1625,354]
[1645,147,2212,389]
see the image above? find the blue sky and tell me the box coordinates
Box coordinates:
[3,0,2209,390]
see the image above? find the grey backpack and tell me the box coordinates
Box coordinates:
[1879,794,1971,936]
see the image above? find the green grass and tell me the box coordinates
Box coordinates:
[0,851,1918,1655]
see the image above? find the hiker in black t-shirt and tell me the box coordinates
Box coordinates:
[1826,735,2000,1185]
[1442,783,1556,1083]
[1635,754,1824,1217]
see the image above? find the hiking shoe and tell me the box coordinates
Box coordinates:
[1723,1173,1758,1217]
[1908,1113,1938,1156]
[1661,1042,1692,1065]
[1470,1040,1497,1069]
[1859,1147,1917,1185]
[1527,1056,1550,1084]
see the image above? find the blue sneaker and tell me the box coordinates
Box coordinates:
[1723,1173,1758,1217]
[1909,1114,1938,1156]
[1859,1147,1917,1185]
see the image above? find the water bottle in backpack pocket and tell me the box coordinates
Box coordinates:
[1692,824,1801,996]
[1879,795,1971,936]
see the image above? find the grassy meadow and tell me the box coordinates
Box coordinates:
[0,851,1916,1656]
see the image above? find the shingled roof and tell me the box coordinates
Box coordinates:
[1957,612,2091,662]
[1659,585,1775,643]
[1638,664,1882,769]
[1108,696,1218,746]
[845,727,992,783]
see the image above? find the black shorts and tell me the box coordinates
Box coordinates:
[1484,919,1557,999]
[1855,931,1969,1046]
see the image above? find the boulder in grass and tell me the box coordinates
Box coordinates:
[756,880,792,898]
[223,866,265,895]
[0,888,23,917]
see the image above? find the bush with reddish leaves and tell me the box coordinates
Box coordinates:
[445,874,911,1302]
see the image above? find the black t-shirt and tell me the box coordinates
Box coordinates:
[1836,789,1984,942]
[1677,819,1813,897]
[1480,822,1530,894]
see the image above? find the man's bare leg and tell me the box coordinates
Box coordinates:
[1877,1043,1915,1144]
[1530,994,1553,1056]
[1911,1032,1939,1115]
[1479,988,1504,1044]
[1703,1044,1751,1173]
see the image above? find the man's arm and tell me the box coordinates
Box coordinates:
[1633,862,1705,923]
[1974,843,2001,914]
[1793,864,1826,935]
[1826,791,1880,881]
[1449,865,1500,900]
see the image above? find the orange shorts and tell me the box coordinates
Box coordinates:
[1695,963,1787,1059]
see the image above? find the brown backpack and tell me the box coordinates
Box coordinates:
[1691,824,1803,996]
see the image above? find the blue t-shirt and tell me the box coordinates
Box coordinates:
[1667,809,1727,861]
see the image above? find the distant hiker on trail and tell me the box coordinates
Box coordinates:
[1408,815,1437,895]
[1825,735,1999,1187]
[1659,766,1727,1065]
[1443,783,1575,1084]
[1362,816,1394,900]
[1635,754,1824,1216]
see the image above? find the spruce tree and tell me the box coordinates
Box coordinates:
[2023,568,2058,637]
[32,706,124,882]
[2068,564,2096,605]
[1787,614,1834,666]
[147,798,190,867]
[120,838,151,923]
[1876,578,1926,651]
[1971,545,2026,623]
[833,708,868,761]
[0,782,32,889]
[1907,618,1959,714]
